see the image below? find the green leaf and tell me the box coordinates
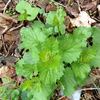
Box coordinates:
[61,67,77,96]
[16,1,31,13]
[20,27,37,49]
[16,63,37,79]
[31,21,47,42]
[17,37,64,82]
[18,12,28,21]
[72,27,93,48]
[92,51,100,67]
[61,62,90,96]
[92,27,100,45]
[74,27,92,39]
[58,27,93,63]
[21,91,28,100]
[39,62,64,85]
[79,46,96,64]
[16,54,38,78]
[11,89,20,100]
[21,78,53,100]
[21,79,34,91]
[72,62,90,84]
[91,46,100,67]
[90,27,100,67]
[26,7,39,21]
[0,81,17,100]
[46,7,66,34]
[16,0,39,21]
[20,21,47,49]
[38,38,64,84]
[59,35,83,63]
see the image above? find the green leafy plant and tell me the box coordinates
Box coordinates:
[16,0,40,21]
[0,77,20,100]
[15,1,100,99]
[1,1,100,100]
[46,7,66,34]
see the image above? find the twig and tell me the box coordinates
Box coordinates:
[5,41,15,57]
[76,0,81,12]
[0,13,18,23]
[0,24,8,35]
[78,88,100,92]
[52,1,67,8]
[3,0,11,13]
[1,35,7,54]
[68,0,71,6]
[9,22,23,32]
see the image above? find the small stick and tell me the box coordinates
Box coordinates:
[0,13,18,23]
[77,88,100,92]
[1,35,7,54]
[52,1,67,8]
[5,41,15,57]
[3,0,11,13]
[0,24,8,35]
[9,22,23,32]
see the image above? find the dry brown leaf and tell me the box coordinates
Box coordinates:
[0,0,5,11]
[66,6,79,17]
[81,1,97,11]
[45,3,56,12]
[31,0,48,9]
[59,96,70,100]
[4,30,19,44]
[0,66,15,78]
[65,16,74,32]
[0,66,8,78]
[70,11,96,27]
[97,4,100,17]
[0,39,2,49]
[97,5,100,11]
